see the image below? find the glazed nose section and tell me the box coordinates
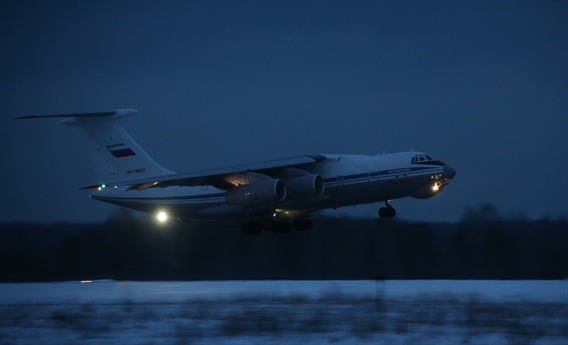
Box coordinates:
[443,163,456,179]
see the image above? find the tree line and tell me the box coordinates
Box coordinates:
[1,204,566,282]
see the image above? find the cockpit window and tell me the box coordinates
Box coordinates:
[411,153,436,163]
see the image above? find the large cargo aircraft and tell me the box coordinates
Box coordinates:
[17,109,456,233]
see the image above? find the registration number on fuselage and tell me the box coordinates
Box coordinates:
[127,168,146,174]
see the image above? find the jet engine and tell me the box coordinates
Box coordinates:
[225,179,286,206]
[284,175,324,200]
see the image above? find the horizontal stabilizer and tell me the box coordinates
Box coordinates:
[14,109,138,121]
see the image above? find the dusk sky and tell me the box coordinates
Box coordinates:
[1,1,566,224]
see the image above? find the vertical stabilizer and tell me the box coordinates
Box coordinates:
[17,109,174,183]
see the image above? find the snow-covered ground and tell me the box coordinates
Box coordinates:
[1,280,567,344]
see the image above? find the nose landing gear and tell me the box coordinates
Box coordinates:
[378,201,396,218]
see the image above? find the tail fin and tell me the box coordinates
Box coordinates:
[16,109,174,183]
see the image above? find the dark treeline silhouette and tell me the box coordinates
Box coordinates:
[1,204,566,282]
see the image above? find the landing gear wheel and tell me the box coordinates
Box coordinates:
[378,201,396,218]
[378,207,396,218]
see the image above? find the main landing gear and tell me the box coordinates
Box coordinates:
[378,200,396,218]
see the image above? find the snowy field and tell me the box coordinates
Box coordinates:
[1,280,566,345]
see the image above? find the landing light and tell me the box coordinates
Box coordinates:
[432,182,440,192]
[157,211,168,222]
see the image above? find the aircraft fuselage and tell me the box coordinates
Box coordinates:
[92,151,455,223]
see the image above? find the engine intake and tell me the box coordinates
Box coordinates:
[284,175,324,201]
[225,179,286,206]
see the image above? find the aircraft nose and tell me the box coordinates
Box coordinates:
[443,163,456,179]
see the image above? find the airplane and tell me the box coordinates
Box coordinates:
[16,109,456,234]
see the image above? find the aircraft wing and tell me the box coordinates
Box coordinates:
[89,154,327,191]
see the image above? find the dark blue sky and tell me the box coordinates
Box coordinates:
[1,1,566,223]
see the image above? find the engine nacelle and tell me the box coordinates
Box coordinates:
[284,175,324,200]
[225,179,286,206]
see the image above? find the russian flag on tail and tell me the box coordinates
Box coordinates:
[107,143,136,158]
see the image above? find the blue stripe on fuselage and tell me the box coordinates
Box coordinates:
[322,166,440,184]
[93,192,226,204]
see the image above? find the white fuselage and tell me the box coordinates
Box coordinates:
[92,151,449,223]
[18,109,455,227]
